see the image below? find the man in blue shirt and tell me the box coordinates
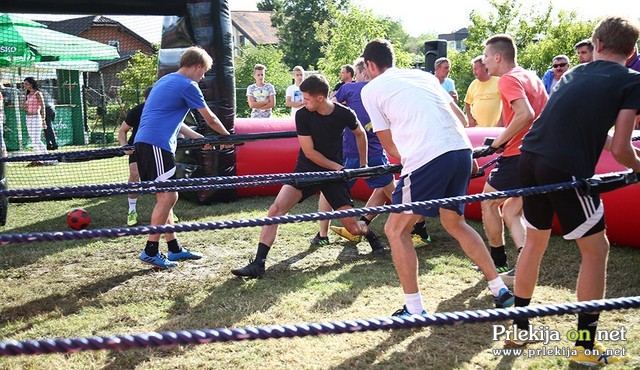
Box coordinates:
[134,46,230,269]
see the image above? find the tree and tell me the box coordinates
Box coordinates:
[271,0,349,69]
[234,45,291,117]
[256,0,281,12]
[116,51,158,108]
[451,0,596,108]
[316,6,413,86]
[316,7,386,84]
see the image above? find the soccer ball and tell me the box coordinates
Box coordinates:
[67,208,91,230]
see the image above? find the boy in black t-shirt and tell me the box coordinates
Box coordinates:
[117,86,152,227]
[511,16,640,365]
[232,74,384,279]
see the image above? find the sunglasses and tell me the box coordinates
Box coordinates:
[553,62,568,68]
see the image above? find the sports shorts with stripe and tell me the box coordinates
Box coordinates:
[134,142,177,181]
[519,151,605,240]
[392,149,472,217]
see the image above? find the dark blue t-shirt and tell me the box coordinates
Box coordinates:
[334,81,384,158]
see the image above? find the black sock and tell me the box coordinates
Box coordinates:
[359,216,371,225]
[167,239,182,253]
[490,245,507,267]
[413,221,430,239]
[364,228,377,240]
[412,221,425,235]
[144,241,160,256]
[513,296,531,330]
[575,313,599,350]
[255,243,270,265]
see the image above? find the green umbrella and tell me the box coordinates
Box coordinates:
[0,13,119,67]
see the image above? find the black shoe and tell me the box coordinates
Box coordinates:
[231,259,265,279]
[365,231,384,254]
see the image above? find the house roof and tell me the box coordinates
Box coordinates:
[231,11,278,45]
[38,16,155,51]
[438,28,469,42]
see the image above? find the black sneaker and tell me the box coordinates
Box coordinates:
[231,259,265,279]
[392,305,427,317]
[310,233,330,246]
[365,231,384,254]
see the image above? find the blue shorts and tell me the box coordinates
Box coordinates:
[392,149,472,217]
[487,155,522,191]
[344,155,394,189]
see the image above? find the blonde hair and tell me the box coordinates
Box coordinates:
[254,63,266,72]
[179,46,213,70]
[292,65,304,73]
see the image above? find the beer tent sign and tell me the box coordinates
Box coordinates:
[0,13,119,67]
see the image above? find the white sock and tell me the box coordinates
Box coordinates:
[488,277,508,297]
[404,292,425,314]
[128,198,137,212]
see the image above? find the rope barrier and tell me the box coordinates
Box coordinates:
[0,131,298,163]
[0,164,402,199]
[2,171,637,245]
[0,296,637,357]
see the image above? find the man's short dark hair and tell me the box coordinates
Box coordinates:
[574,38,594,52]
[299,74,330,97]
[362,38,395,69]
[484,34,517,63]
[342,64,355,77]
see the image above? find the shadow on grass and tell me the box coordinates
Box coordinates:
[328,281,503,369]
[0,269,151,334]
[101,240,393,369]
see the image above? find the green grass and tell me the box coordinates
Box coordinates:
[0,194,639,369]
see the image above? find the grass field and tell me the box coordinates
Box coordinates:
[0,192,639,369]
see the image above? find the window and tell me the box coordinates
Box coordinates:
[107,40,120,52]
[239,35,245,46]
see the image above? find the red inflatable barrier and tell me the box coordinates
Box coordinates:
[235,119,640,248]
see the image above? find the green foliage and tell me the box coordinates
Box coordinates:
[451,0,597,107]
[404,33,438,55]
[272,0,349,69]
[115,52,158,109]
[316,6,413,86]
[316,7,387,85]
[234,45,292,118]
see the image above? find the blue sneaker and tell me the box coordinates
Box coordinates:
[140,251,178,269]
[494,288,515,308]
[168,248,203,261]
[392,305,427,317]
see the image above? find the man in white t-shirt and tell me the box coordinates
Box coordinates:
[285,66,305,117]
[361,38,514,317]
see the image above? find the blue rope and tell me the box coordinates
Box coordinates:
[1,171,637,244]
[3,135,637,163]
[0,164,401,198]
[0,296,637,356]
[0,131,298,163]
[0,179,583,244]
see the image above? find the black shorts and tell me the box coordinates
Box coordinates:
[295,179,354,210]
[487,155,523,191]
[519,152,605,240]
[128,151,138,165]
[134,142,176,181]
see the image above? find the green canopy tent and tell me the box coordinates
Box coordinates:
[0,13,120,150]
[0,13,119,67]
